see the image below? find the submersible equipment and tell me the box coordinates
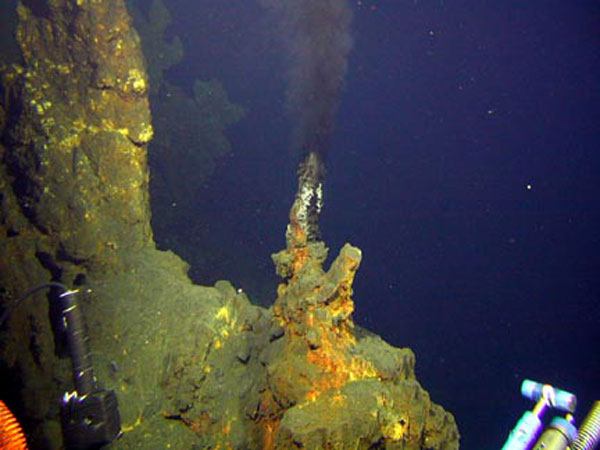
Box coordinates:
[57,284,121,449]
[502,379,600,450]
[1,282,121,448]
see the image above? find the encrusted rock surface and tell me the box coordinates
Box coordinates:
[0,1,459,448]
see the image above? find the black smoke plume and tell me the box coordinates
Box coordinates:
[261,0,354,161]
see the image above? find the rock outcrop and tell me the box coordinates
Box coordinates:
[0,1,459,448]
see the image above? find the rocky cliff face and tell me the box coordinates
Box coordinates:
[0,1,458,448]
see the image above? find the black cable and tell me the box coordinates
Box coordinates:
[0,281,69,326]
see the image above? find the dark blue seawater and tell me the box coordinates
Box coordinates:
[161,1,599,448]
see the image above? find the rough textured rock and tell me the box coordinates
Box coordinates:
[0,1,459,448]
[5,0,153,268]
[263,209,458,448]
[0,0,155,446]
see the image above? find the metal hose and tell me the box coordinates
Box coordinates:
[572,401,600,450]
[0,400,27,450]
